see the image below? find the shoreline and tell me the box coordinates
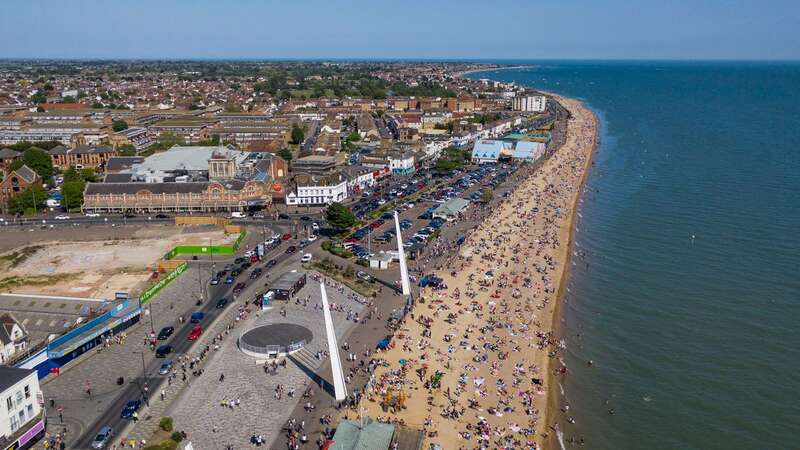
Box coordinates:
[454,65,535,78]
[542,95,598,450]
[355,90,597,449]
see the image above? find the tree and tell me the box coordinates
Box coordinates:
[346,131,360,142]
[60,180,85,211]
[277,148,293,162]
[290,124,304,144]
[8,185,47,215]
[30,91,47,104]
[112,119,129,132]
[79,168,99,182]
[62,167,81,183]
[480,189,494,203]
[325,202,357,230]
[10,148,54,181]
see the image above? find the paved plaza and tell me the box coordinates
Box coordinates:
[167,274,368,449]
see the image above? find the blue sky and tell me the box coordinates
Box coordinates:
[1,0,798,60]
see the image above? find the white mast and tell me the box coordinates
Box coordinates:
[320,282,347,401]
[394,211,411,297]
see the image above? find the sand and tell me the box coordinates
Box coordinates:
[355,95,597,449]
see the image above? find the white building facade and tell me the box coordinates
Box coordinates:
[512,95,547,113]
[286,176,349,206]
[0,367,44,449]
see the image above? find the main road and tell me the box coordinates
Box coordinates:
[72,237,303,449]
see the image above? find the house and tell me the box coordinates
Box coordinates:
[0,367,45,449]
[0,148,20,174]
[0,165,41,205]
[48,145,117,170]
[389,151,415,175]
[0,314,28,364]
[285,172,348,206]
[341,165,375,192]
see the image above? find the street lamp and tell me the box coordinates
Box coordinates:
[132,350,149,406]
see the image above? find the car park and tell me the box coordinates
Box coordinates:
[157,326,174,340]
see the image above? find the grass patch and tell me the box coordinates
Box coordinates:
[0,245,44,268]
[311,259,377,297]
[0,273,78,291]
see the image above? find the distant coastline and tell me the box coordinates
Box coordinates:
[454,65,535,78]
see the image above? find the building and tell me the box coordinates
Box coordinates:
[82,180,271,213]
[512,141,546,161]
[471,139,509,164]
[512,95,547,113]
[0,148,20,174]
[330,419,395,450]
[389,151,416,175]
[340,165,375,192]
[0,314,28,365]
[126,145,246,183]
[148,119,212,144]
[268,271,307,301]
[104,156,145,174]
[285,172,348,206]
[0,367,45,450]
[108,127,153,151]
[433,197,470,221]
[48,145,117,170]
[292,155,336,175]
[0,165,41,206]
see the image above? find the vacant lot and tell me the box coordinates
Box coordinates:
[0,226,235,299]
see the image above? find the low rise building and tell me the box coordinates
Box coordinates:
[389,151,416,175]
[0,314,28,365]
[0,165,41,206]
[0,367,44,450]
[49,145,117,170]
[285,172,348,206]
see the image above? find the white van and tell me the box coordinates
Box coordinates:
[230,212,246,219]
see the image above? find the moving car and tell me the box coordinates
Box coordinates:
[155,345,172,357]
[224,275,234,284]
[281,233,292,241]
[300,253,312,263]
[157,326,174,340]
[158,360,173,375]
[91,426,113,449]
[210,277,220,285]
[307,234,317,242]
[85,212,100,218]
[120,400,141,419]
[54,215,70,220]
[285,245,297,254]
[266,259,277,268]
[190,311,204,323]
[188,325,203,340]
[278,213,290,220]
[215,297,229,308]
[356,270,373,282]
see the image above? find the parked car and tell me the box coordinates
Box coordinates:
[301,253,312,263]
[157,326,174,340]
[281,233,292,241]
[155,345,172,357]
[224,275,234,284]
[307,234,317,242]
[91,426,113,449]
[285,245,297,254]
[158,360,173,375]
[278,213,290,220]
[188,325,203,340]
[120,399,141,419]
[190,311,204,323]
[210,277,220,285]
[356,271,373,282]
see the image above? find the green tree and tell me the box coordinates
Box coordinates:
[325,202,357,230]
[290,124,304,144]
[79,168,99,182]
[346,131,360,142]
[480,189,494,203]
[60,180,85,211]
[112,119,129,132]
[30,91,47,104]
[9,148,54,180]
[277,148,292,161]
[8,185,47,215]
[62,167,81,183]
[91,102,104,109]
[117,144,137,156]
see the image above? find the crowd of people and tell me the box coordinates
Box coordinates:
[358,97,597,449]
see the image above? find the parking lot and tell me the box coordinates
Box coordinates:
[340,164,516,259]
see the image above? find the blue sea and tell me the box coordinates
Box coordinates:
[468,62,800,450]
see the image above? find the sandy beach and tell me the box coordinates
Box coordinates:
[355,95,597,449]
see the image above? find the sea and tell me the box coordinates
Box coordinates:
[467,61,800,450]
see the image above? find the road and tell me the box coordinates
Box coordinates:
[72,233,305,449]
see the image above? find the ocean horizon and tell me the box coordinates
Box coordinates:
[468,61,800,450]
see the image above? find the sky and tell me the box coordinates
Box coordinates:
[1,0,798,60]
